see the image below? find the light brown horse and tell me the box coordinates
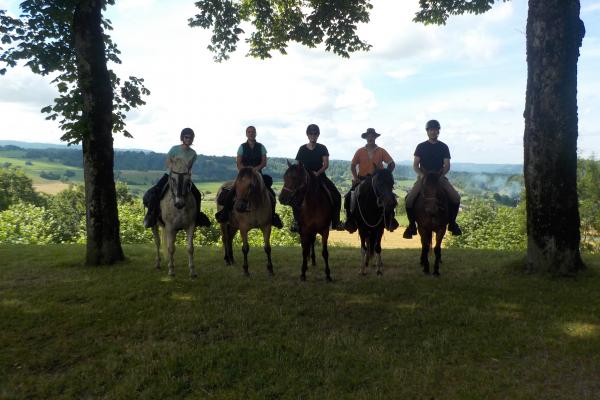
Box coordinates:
[414,171,448,276]
[152,158,197,278]
[216,167,274,276]
[279,161,333,282]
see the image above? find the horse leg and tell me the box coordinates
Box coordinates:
[167,228,176,277]
[321,231,332,282]
[359,234,368,276]
[433,231,445,276]
[241,229,250,277]
[311,242,316,267]
[187,225,197,279]
[376,229,384,276]
[262,226,274,276]
[221,224,231,266]
[152,225,161,269]
[228,226,237,265]
[300,235,311,281]
[420,232,431,275]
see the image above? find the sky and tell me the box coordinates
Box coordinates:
[1,0,599,164]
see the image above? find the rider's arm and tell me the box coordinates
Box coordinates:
[316,155,329,176]
[254,155,267,172]
[236,155,244,171]
[351,159,359,181]
[442,158,450,176]
[387,161,396,172]
[382,149,395,172]
[413,156,423,178]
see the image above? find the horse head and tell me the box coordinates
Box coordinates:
[279,161,308,207]
[233,167,264,212]
[169,159,193,209]
[421,170,445,216]
[371,167,397,211]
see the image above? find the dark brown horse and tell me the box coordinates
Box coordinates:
[216,167,274,276]
[414,171,448,276]
[351,168,397,276]
[279,161,333,281]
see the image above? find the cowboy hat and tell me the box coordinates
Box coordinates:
[361,127,381,139]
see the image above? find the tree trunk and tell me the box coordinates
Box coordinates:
[524,0,585,274]
[73,0,124,265]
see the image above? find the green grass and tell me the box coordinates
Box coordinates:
[1,245,599,399]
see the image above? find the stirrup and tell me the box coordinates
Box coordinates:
[215,209,229,223]
[196,211,212,227]
[449,223,462,236]
[387,218,399,232]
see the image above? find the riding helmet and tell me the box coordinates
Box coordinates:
[180,127,195,140]
[425,120,441,130]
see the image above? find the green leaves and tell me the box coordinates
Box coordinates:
[190,0,372,61]
[413,0,506,25]
[0,1,149,144]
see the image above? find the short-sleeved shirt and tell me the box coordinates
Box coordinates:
[237,142,267,168]
[352,146,394,177]
[295,143,329,173]
[414,140,450,172]
[166,145,197,173]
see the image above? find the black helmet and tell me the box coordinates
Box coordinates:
[180,127,195,140]
[425,120,441,130]
[306,124,320,135]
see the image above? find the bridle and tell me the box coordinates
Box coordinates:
[281,165,310,206]
[169,170,192,199]
[355,173,395,228]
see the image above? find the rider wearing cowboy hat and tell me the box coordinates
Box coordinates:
[402,119,462,238]
[344,128,399,233]
[143,127,211,228]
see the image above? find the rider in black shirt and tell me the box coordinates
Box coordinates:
[290,123,344,232]
[403,119,462,238]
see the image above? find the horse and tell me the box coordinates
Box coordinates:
[414,171,449,276]
[216,167,274,276]
[351,168,397,276]
[279,161,333,282]
[152,158,198,278]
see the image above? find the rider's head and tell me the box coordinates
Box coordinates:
[246,125,257,140]
[180,127,195,143]
[306,124,320,142]
[425,120,440,141]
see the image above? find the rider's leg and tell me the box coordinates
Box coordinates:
[215,187,236,223]
[440,177,462,235]
[343,190,357,233]
[323,176,344,230]
[402,178,421,239]
[267,186,283,228]
[191,183,211,227]
[143,174,168,228]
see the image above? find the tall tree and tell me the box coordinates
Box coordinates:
[192,0,586,275]
[1,1,149,265]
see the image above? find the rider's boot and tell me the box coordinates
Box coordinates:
[387,215,399,232]
[448,202,462,236]
[344,210,357,233]
[144,206,158,228]
[402,207,418,239]
[196,211,212,227]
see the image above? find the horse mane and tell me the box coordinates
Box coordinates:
[170,158,191,174]
[235,167,265,205]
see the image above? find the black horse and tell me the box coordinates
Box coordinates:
[414,171,448,276]
[349,168,397,276]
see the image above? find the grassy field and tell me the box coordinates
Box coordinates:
[1,245,599,399]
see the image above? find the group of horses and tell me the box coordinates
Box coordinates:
[151,159,449,279]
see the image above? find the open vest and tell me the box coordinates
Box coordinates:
[241,142,263,168]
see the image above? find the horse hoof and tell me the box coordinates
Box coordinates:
[300,275,306,282]
[326,276,333,283]
[433,271,440,277]
[423,270,430,275]
[190,273,198,279]
[377,271,383,276]
[244,271,250,277]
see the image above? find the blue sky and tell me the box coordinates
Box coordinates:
[1,0,599,164]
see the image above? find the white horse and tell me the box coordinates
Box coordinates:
[152,159,197,278]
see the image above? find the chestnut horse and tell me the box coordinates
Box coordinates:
[279,161,333,282]
[352,168,397,276]
[414,171,448,276]
[216,167,274,276]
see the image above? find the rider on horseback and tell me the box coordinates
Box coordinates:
[214,125,283,228]
[344,128,399,233]
[402,119,462,239]
[142,127,211,228]
[290,123,344,232]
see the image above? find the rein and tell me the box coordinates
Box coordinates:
[169,170,191,198]
[355,177,385,228]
